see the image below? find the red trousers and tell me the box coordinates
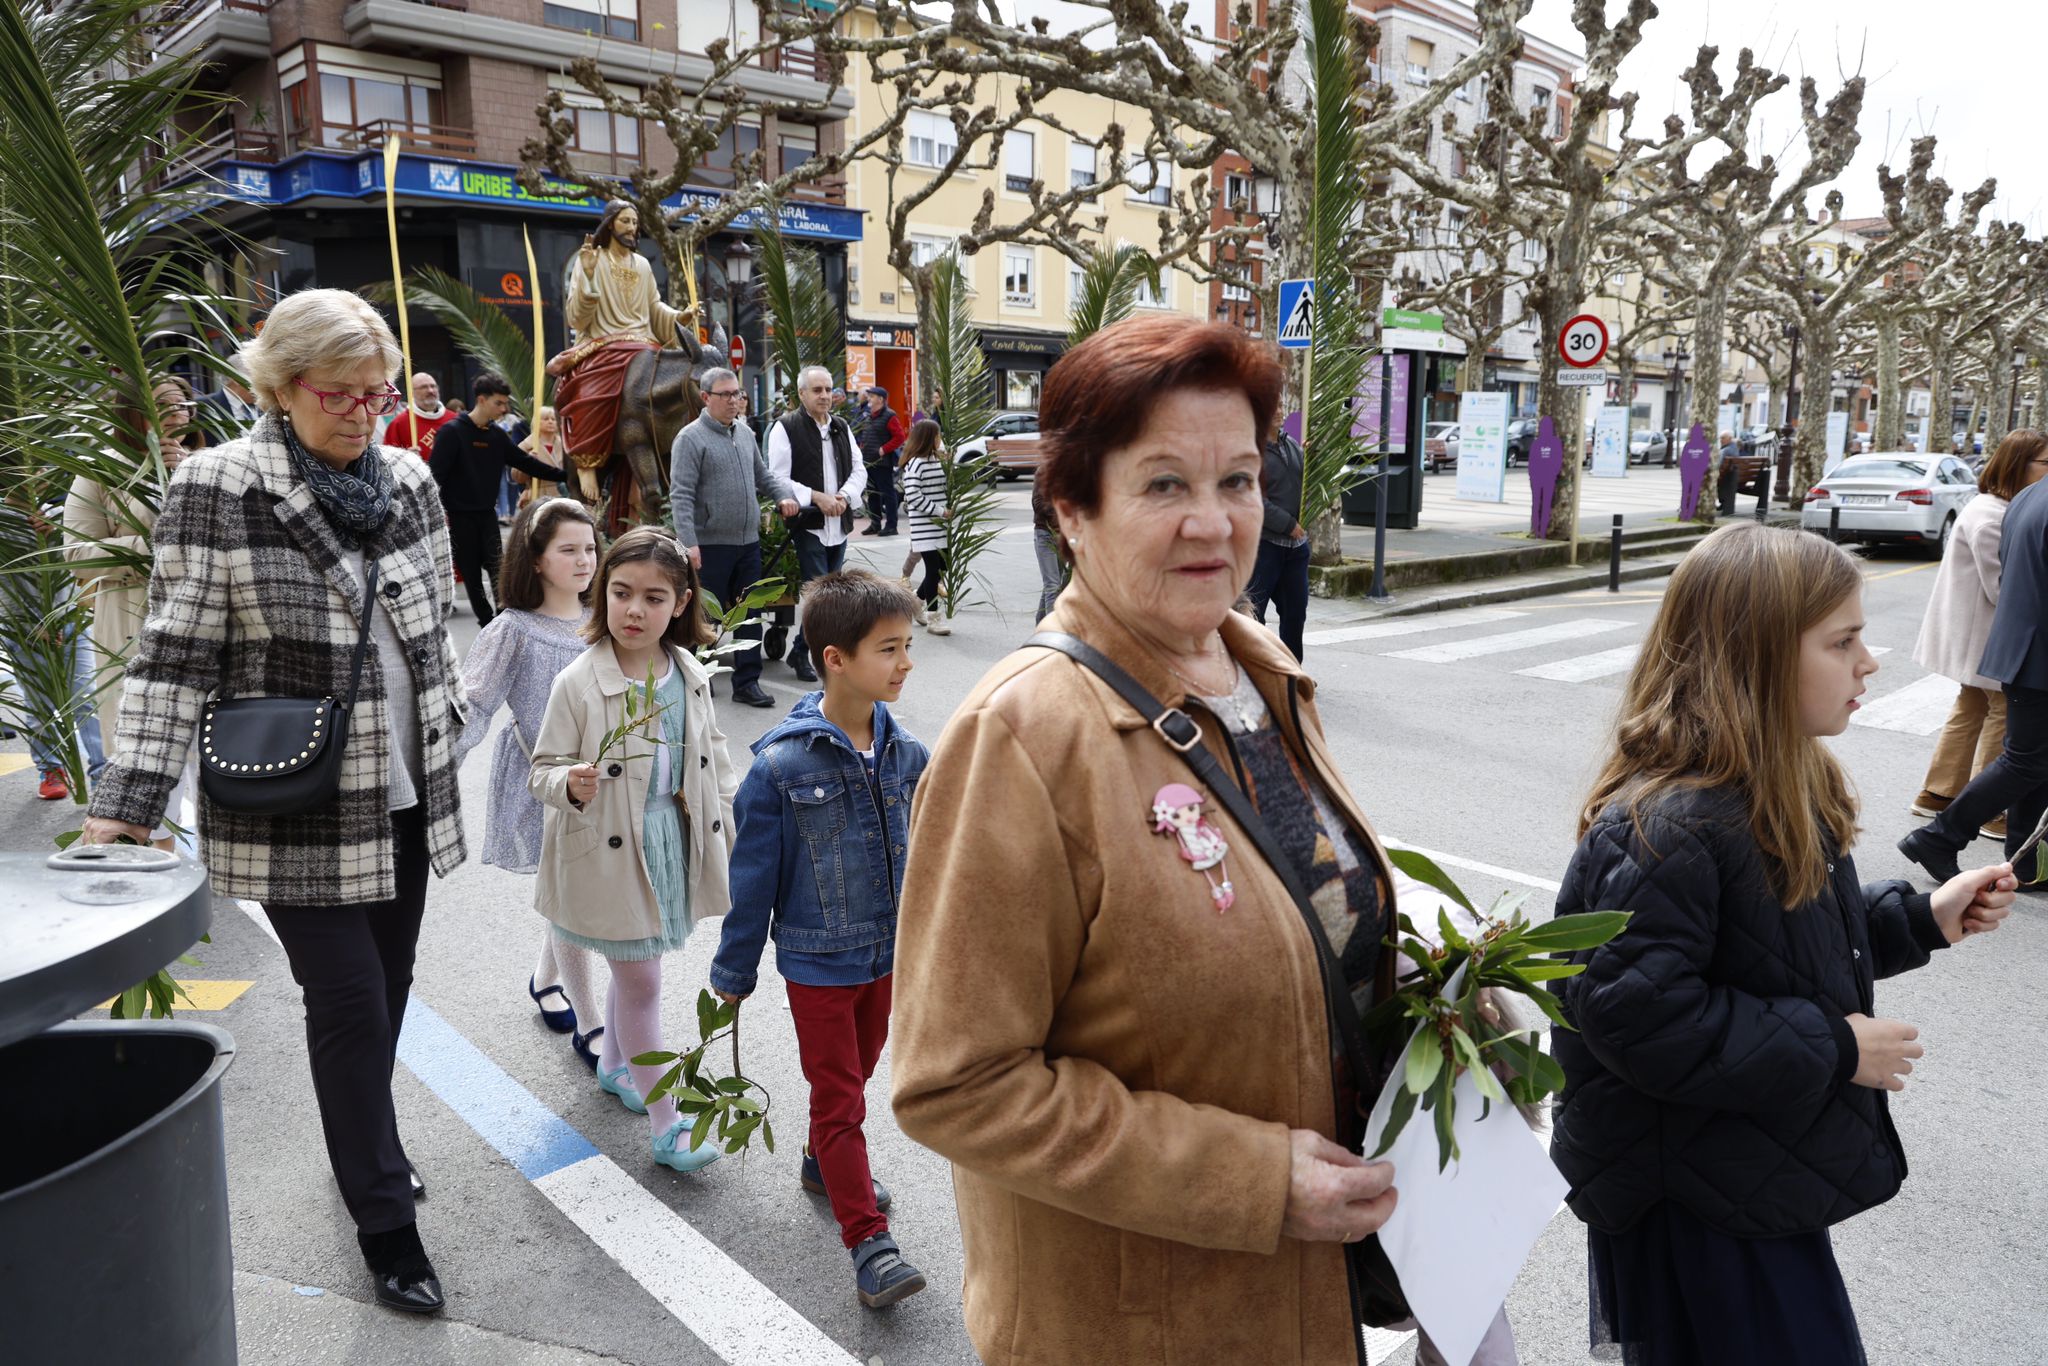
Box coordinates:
[786,976,892,1249]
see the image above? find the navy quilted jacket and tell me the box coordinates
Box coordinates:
[1550,786,1951,1237]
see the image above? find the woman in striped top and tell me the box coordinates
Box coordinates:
[899,418,953,636]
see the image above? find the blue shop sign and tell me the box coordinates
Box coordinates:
[196,150,863,243]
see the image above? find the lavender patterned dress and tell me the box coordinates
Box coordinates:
[455,608,589,872]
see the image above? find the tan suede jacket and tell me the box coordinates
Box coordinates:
[892,577,1395,1365]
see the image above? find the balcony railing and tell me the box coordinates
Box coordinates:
[343,120,479,156]
[786,174,845,205]
[150,0,273,36]
[141,124,280,190]
[766,44,830,82]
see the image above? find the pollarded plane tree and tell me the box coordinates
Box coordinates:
[1634,47,1866,522]
[1394,189,1535,395]
[1378,0,1729,546]
[1589,224,1697,452]
[1951,221,2048,451]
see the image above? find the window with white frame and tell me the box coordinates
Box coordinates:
[1455,60,1473,100]
[1224,172,1250,211]
[1531,86,1552,131]
[1131,254,1168,307]
[907,110,956,168]
[1003,248,1035,306]
[1004,129,1035,193]
[1222,279,1252,302]
[1521,236,1543,264]
[548,75,641,165]
[1069,137,1096,194]
[545,0,638,42]
[1069,264,1086,306]
[1406,37,1434,84]
[1128,156,1170,206]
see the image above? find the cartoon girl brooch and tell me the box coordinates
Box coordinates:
[1152,782,1235,912]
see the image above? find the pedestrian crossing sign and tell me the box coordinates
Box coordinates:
[1276,278,1314,349]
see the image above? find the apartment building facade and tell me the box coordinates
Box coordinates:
[151,0,859,408]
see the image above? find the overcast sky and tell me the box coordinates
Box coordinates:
[1521,0,2038,228]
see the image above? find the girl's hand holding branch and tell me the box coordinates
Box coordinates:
[1930,862,2017,942]
[567,763,599,806]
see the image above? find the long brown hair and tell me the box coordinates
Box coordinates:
[1580,523,1863,906]
[583,524,714,652]
[1975,428,2048,501]
[899,417,942,464]
[498,497,597,612]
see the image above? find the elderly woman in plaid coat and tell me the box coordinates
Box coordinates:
[85,289,468,1315]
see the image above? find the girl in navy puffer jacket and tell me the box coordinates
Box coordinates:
[1552,524,2016,1366]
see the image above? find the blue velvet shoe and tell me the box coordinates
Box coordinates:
[801,1145,892,1212]
[597,1063,647,1115]
[652,1115,723,1173]
[528,976,576,1034]
[571,1024,603,1072]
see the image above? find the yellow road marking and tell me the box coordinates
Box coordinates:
[96,980,254,1012]
[0,754,31,776]
[1862,562,1936,582]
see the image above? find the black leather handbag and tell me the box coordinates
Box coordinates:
[1026,631,1412,1339]
[199,561,379,816]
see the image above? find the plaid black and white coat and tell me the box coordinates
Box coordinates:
[89,413,468,903]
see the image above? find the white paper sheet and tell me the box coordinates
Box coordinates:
[1358,971,1569,1366]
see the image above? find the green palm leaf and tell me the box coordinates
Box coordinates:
[918,246,1002,616]
[364,265,547,417]
[1299,0,1376,530]
[1065,244,1161,347]
[752,212,844,409]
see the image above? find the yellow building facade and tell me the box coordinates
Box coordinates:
[836,10,1212,411]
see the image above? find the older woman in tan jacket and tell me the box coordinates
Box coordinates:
[1910,429,2048,843]
[893,317,1495,1365]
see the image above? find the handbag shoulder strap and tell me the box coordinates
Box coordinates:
[1026,631,1379,1127]
[341,558,381,711]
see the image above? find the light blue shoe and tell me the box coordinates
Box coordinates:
[652,1115,723,1174]
[597,1064,647,1115]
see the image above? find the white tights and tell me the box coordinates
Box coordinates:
[595,956,679,1137]
[531,931,603,1038]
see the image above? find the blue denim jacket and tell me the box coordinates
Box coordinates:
[709,693,929,995]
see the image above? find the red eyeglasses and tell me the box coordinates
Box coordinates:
[294,378,405,418]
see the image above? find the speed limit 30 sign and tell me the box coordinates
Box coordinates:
[1559,313,1610,369]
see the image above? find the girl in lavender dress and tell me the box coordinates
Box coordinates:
[455,498,605,1062]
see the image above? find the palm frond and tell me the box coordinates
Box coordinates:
[364,265,547,417]
[1066,244,1161,347]
[752,212,843,409]
[1298,0,1376,528]
[918,246,1003,616]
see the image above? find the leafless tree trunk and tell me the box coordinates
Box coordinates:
[1873,311,1905,450]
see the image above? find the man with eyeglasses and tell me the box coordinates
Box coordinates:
[672,367,800,707]
[427,373,567,626]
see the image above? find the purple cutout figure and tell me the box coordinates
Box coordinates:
[1527,416,1564,538]
[1281,409,1304,444]
[1677,422,1713,519]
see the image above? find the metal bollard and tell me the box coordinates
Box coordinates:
[1609,513,1624,592]
[1753,459,1770,524]
[1829,505,1841,543]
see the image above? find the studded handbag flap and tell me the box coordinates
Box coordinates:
[198,560,378,817]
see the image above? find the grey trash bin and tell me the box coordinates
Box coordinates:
[0,848,233,1364]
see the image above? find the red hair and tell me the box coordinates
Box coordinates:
[1037,315,1284,518]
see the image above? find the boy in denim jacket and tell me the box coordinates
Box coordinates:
[710,570,930,1308]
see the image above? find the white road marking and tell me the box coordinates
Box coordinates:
[1385,839,1565,895]
[1516,643,1641,683]
[1850,673,1958,736]
[1386,618,1630,664]
[1303,608,1525,646]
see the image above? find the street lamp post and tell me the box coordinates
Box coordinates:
[1661,344,1690,468]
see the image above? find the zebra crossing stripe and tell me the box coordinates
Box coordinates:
[1516,643,1641,683]
[1386,618,1630,664]
[1849,673,1957,736]
[1303,608,1524,646]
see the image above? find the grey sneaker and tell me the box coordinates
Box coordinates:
[852,1233,927,1308]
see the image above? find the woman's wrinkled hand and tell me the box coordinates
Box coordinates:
[1280,1129,1397,1244]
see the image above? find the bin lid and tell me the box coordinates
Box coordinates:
[0,850,212,1052]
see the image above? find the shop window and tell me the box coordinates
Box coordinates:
[1005,370,1041,410]
[545,0,639,42]
[908,110,956,169]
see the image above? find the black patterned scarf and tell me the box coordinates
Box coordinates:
[280,416,393,546]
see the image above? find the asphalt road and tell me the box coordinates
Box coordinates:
[6,489,2041,1366]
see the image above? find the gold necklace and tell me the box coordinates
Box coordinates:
[1162,635,1234,699]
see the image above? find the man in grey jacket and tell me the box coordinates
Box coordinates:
[671,368,798,707]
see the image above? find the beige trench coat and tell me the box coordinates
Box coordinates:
[60,468,158,751]
[529,639,738,942]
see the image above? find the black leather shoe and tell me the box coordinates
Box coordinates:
[792,654,818,683]
[359,1222,444,1315]
[732,683,776,709]
[408,1162,425,1200]
[1897,828,1962,884]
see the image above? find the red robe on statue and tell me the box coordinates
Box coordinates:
[557,337,659,459]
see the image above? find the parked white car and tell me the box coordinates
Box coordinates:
[1423,422,1461,472]
[1800,453,1977,557]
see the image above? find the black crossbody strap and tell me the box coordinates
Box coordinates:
[341,559,381,712]
[1026,631,1378,1122]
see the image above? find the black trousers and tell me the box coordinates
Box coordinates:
[1928,683,2048,865]
[788,529,846,667]
[915,548,948,606]
[448,511,502,625]
[1246,537,1311,661]
[698,539,765,691]
[265,805,431,1235]
[865,457,900,533]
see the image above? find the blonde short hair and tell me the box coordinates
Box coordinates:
[240,289,403,413]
